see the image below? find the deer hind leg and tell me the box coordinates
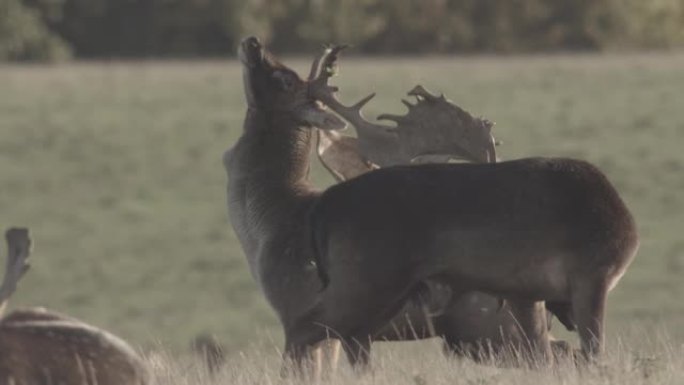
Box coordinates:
[571,278,609,361]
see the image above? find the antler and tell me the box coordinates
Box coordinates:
[309,48,378,181]
[383,84,498,164]
[0,228,31,317]
[309,46,401,167]
[309,46,498,170]
[317,130,378,182]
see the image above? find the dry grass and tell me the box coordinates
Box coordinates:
[145,332,684,385]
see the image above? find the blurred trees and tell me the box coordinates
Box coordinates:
[3,0,684,61]
[0,0,70,61]
[21,0,241,57]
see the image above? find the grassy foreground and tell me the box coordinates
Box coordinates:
[0,53,683,361]
[148,334,683,385]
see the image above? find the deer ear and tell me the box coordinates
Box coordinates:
[299,104,347,131]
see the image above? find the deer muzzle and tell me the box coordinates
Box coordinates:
[238,36,264,68]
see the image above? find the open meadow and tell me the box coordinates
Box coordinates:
[1,53,683,382]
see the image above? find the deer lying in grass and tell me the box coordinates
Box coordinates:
[225,37,638,374]
[0,228,148,385]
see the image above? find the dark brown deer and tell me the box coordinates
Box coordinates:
[224,37,638,373]
[317,92,574,363]
[0,228,149,385]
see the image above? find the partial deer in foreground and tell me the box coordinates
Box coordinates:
[0,228,148,385]
[225,37,638,374]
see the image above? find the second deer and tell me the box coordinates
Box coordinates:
[0,228,148,385]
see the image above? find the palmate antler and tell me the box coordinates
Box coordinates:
[309,45,498,181]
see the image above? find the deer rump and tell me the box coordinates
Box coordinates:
[308,157,633,332]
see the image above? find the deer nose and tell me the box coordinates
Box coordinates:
[241,36,261,49]
[238,36,263,67]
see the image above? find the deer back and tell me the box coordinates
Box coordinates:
[0,228,148,385]
[0,308,148,385]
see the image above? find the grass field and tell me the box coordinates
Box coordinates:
[146,334,684,384]
[1,52,683,368]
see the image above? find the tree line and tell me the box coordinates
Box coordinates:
[2,0,684,62]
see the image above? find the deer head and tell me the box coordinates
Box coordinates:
[239,36,346,131]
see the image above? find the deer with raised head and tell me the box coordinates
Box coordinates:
[0,228,148,385]
[228,37,562,372]
[224,37,638,374]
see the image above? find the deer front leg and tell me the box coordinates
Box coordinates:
[316,339,341,380]
[308,339,341,382]
[340,336,372,372]
[281,338,319,379]
[507,299,553,367]
[281,318,339,379]
[279,319,327,379]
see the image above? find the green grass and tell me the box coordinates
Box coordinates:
[1,53,683,357]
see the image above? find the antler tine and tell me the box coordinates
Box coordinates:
[308,45,332,81]
[407,85,436,100]
[318,44,347,78]
[0,228,31,316]
[309,45,389,134]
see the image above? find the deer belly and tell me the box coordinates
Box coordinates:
[425,229,572,300]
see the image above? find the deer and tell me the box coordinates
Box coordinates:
[316,87,575,364]
[227,37,568,373]
[224,37,638,374]
[0,228,149,385]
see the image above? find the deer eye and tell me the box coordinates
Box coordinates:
[272,70,297,91]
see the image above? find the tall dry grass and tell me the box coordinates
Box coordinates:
[145,330,683,385]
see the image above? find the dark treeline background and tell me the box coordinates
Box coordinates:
[2,0,684,62]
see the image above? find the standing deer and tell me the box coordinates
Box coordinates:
[0,228,148,385]
[224,37,638,374]
[316,88,574,363]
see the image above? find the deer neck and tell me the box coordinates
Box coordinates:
[230,108,315,188]
[225,109,318,256]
